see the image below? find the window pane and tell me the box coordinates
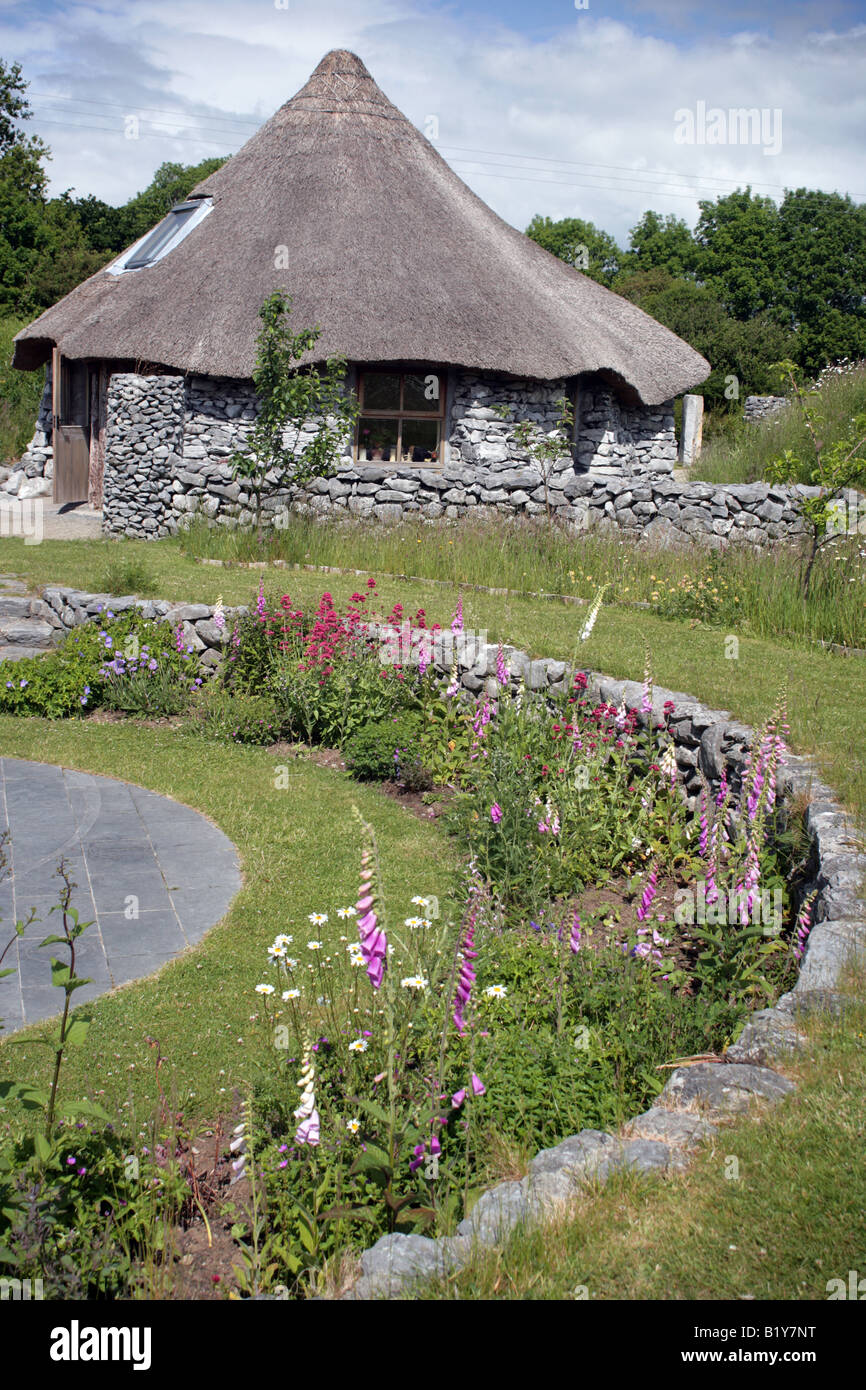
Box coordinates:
[403,372,441,413]
[400,418,440,464]
[358,417,398,462]
[126,203,199,269]
[362,373,401,412]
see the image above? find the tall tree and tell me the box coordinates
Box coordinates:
[776,189,866,376]
[694,188,783,320]
[623,210,699,279]
[525,214,622,285]
[0,59,104,316]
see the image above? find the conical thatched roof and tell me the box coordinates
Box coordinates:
[13,50,708,404]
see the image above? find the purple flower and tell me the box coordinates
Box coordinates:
[295,1110,320,1146]
[451,1089,467,1108]
[451,596,463,633]
[490,803,502,824]
[636,865,658,922]
[356,843,386,991]
[569,910,582,955]
[471,1073,485,1096]
[496,644,508,687]
[453,888,481,1036]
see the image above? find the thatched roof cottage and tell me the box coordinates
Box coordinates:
[10,49,709,534]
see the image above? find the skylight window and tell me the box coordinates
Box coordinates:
[108,197,213,275]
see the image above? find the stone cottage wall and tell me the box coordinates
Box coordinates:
[98,369,831,547]
[102,375,185,537]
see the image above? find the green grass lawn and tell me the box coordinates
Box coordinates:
[416,982,866,1302]
[0,719,459,1125]
[4,533,865,820]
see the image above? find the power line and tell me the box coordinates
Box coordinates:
[30,90,261,132]
[437,142,799,194]
[26,113,865,206]
[29,90,862,202]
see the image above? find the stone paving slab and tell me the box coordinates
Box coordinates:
[0,758,242,1032]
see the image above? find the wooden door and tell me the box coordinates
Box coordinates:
[53,426,90,503]
[51,348,91,504]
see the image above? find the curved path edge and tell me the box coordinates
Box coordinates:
[0,758,242,1033]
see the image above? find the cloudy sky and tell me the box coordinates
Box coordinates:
[3,0,865,245]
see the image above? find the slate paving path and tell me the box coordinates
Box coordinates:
[0,759,242,1033]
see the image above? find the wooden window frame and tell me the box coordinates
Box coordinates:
[355,369,446,468]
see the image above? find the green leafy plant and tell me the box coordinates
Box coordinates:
[189,683,283,745]
[766,359,866,597]
[344,712,425,782]
[230,291,360,538]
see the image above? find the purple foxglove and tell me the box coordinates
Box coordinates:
[356,844,387,991]
[636,865,658,922]
[569,910,582,954]
[496,644,509,687]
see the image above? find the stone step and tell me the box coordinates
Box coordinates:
[0,596,35,619]
[0,644,51,662]
[0,619,55,649]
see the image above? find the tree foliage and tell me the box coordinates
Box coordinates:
[529,185,866,404]
[526,214,621,285]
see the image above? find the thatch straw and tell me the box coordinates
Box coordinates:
[13,50,708,404]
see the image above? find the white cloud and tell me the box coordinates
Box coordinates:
[3,0,864,244]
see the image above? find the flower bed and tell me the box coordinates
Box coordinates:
[2,576,860,1300]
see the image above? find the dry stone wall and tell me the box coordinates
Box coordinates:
[743,395,789,422]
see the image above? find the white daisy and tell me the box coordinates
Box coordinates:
[308,913,329,926]
[404,917,424,929]
[268,944,287,961]
[273,934,294,948]
[255,983,275,996]
[484,984,508,999]
[400,975,429,992]
[307,941,323,950]
[282,989,301,1001]
[346,1117,361,1133]
[337,907,357,919]
[410,896,430,908]
[349,1038,368,1053]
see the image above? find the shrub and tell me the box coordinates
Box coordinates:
[189,684,283,745]
[344,712,425,781]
